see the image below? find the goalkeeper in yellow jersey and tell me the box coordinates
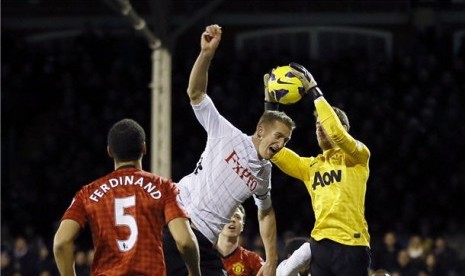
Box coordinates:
[265,63,371,276]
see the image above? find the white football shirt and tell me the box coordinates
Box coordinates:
[177,95,272,243]
[276,242,311,276]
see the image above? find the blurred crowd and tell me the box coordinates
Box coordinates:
[2,22,465,275]
[370,232,463,276]
[1,228,464,275]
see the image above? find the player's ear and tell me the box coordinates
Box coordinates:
[142,142,147,155]
[107,146,113,158]
[256,124,265,138]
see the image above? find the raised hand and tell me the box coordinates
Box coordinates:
[289,62,318,92]
[263,72,281,111]
[263,73,276,102]
[200,24,222,57]
[289,62,323,99]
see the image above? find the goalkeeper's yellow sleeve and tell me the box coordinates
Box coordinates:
[315,97,370,164]
[271,147,315,182]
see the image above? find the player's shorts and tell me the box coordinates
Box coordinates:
[163,226,226,276]
[310,238,371,276]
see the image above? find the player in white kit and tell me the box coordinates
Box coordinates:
[163,24,295,276]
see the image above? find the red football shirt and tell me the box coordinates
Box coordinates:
[221,246,264,276]
[62,167,188,276]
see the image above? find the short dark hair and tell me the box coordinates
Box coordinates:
[284,237,311,257]
[236,204,246,224]
[107,119,146,162]
[258,110,295,130]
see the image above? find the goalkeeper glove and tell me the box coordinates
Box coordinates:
[263,73,280,111]
[289,62,323,100]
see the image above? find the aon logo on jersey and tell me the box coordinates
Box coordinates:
[312,170,342,190]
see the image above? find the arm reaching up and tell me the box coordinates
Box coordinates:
[187,24,222,105]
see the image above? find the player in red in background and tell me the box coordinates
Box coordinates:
[53,118,201,276]
[217,205,264,276]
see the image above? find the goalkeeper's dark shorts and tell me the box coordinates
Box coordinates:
[310,238,371,276]
[163,226,226,276]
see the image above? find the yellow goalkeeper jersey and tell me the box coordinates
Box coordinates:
[272,97,370,247]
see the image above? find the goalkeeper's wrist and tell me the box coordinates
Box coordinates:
[264,101,280,111]
[308,87,323,100]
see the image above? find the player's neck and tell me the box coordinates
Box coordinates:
[251,134,263,160]
[114,160,142,170]
[216,236,239,256]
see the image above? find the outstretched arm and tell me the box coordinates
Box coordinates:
[187,24,222,105]
[256,206,278,276]
[168,217,201,276]
[315,98,370,164]
[290,62,370,164]
[271,147,315,181]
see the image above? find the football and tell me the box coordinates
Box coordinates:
[267,65,305,105]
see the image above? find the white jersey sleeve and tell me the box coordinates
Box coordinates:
[252,160,272,210]
[193,95,236,138]
[276,242,311,276]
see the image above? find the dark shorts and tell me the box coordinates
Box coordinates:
[310,238,371,276]
[163,226,226,276]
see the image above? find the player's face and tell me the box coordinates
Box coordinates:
[221,210,244,237]
[258,121,292,160]
[315,121,333,150]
